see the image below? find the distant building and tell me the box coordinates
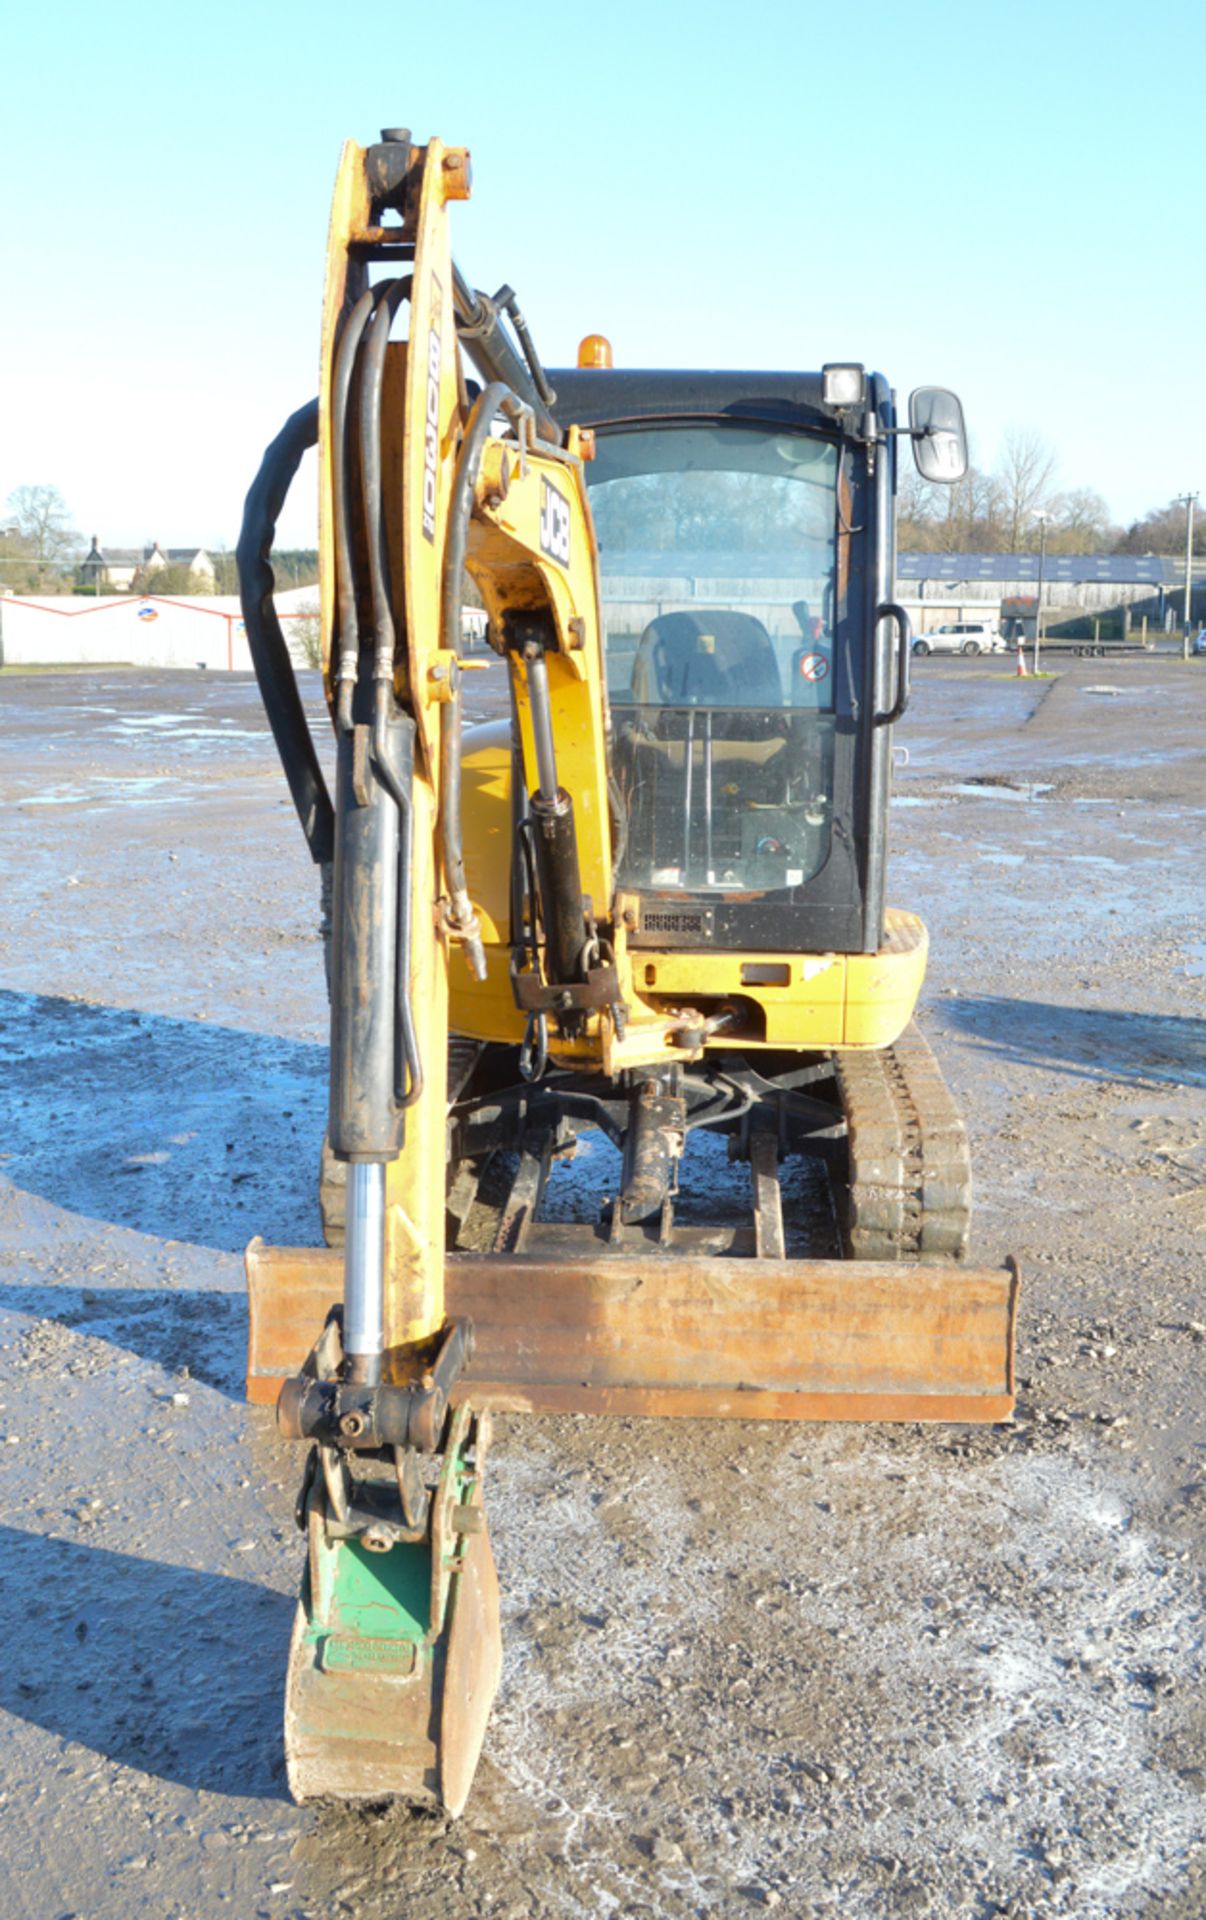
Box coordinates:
[897,550,1206,638]
[77,537,216,592]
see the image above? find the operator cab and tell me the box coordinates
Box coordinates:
[553,374,877,953]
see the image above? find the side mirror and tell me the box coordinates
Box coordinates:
[909,387,967,483]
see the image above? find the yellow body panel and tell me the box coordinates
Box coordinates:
[465,444,612,913]
[450,719,926,1055]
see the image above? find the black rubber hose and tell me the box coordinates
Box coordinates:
[372,677,424,1109]
[438,380,512,974]
[356,280,412,682]
[452,263,560,444]
[329,283,379,727]
[492,284,557,410]
[236,399,334,865]
[439,380,511,657]
[344,280,425,1106]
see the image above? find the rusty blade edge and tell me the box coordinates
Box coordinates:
[245,1241,1019,1422]
[248,1376,1014,1422]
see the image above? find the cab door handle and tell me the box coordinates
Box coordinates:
[873,602,913,727]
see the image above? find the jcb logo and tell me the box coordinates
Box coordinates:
[539,477,570,567]
[421,322,441,544]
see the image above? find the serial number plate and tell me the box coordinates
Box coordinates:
[319,1635,421,1676]
[637,906,714,941]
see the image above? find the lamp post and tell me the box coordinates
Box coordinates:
[1033,512,1050,675]
[1174,491,1198,660]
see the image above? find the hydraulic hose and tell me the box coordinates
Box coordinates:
[350,279,425,1107]
[452,263,560,444]
[372,677,423,1110]
[437,379,515,983]
[236,398,334,865]
[357,281,412,685]
[439,380,511,655]
[329,284,378,729]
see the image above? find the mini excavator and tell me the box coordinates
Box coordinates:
[237,130,1018,1812]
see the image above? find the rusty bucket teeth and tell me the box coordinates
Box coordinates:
[283,1406,500,1813]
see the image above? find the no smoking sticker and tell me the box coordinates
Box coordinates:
[798,653,829,682]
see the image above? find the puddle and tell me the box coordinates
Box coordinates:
[19,777,186,811]
[947,780,1053,802]
[891,794,947,808]
[167,726,270,742]
[103,718,267,744]
[20,788,92,807]
[94,776,176,803]
[1184,942,1206,978]
[1083,685,1123,697]
[976,850,1026,866]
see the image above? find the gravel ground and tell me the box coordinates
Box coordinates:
[0,655,1202,1920]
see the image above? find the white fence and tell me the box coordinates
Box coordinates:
[0,589,318,673]
[0,591,496,671]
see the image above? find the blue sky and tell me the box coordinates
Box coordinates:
[2,0,1202,551]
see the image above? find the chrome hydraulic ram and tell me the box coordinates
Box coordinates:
[521,640,589,989]
[327,702,419,1384]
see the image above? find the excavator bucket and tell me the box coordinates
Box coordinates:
[284,1405,501,1810]
[247,1240,1019,1426]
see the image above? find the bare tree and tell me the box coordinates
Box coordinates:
[940,464,1005,551]
[1047,487,1117,555]
[899,430,1130,559]
[5,484,80,565]
[998,429,1058,552]
[895,467,939,549]
[288,599,323,670]
[132,562,212,597]
[1113,498,1197,556]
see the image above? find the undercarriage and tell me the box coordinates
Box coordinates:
[319,1022,972,1271]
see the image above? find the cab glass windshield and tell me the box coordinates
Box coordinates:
[586,424,840,897]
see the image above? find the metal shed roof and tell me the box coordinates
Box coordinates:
[897,552,1185,586]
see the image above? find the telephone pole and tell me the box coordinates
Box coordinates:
[1033,513,1050,675]
[1174,492,1198,659]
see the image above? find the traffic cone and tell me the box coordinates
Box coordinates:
[1015,643,1027,677]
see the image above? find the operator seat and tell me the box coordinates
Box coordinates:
[631,609,782,710]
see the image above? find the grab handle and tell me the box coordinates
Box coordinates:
[873,601,913,728]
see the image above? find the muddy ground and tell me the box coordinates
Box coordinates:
[0,654,1202,1920]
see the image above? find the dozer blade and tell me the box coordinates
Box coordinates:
[248,1239,1019,1424]
[284,1407,501,1811]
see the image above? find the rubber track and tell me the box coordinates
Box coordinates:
[834,1022,971,1261]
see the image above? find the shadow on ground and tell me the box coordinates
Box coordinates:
[0,1525,292,1798]
[941,994,1206,1089]
[0,1282,247,1396]
[0,990,326,1250]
